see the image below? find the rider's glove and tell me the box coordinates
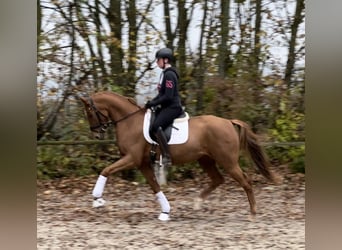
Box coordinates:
[144,100,152,109]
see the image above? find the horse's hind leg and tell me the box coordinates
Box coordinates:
[195,156,224,210]
[225,163,256,215]
[139,162,161,194]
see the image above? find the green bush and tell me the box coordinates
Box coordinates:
[289,143,305,173]
[267,101,305,173]
[37,144,112,179]
[266,145,305,173]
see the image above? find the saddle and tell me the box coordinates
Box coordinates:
[143,108,189,145]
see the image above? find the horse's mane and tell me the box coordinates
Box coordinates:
[92,91,139,107]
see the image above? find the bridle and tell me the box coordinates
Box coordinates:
[87,97,143,134]
[88,98,112,133]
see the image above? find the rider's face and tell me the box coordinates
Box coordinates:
[156,58,169,69]
[156,58,164,68]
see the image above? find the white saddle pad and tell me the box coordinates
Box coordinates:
[143,109,189,145]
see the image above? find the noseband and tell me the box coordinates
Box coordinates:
[87,97,143,133]
[88,98,112,133]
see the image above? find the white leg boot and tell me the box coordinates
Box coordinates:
[156,191,170,221]
[92,175,107,208]
[93,197,106,208]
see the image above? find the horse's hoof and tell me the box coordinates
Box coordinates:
[158,212,170,221]
[93,197,106,208]
[248,213,256,222]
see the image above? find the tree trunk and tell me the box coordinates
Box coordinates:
[176,0,189,105]
[253,0,262,78]
[126,0,137,97]
[284,0,305,88]
[218,0,230,78]
[108,0,124,87]
[37,0,42,48]
[74,2,99,88]
[195,0,209,113]
[94,0,108,88]
[177,0,187,76]
[163,0,174,49]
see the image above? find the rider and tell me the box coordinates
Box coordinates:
[145,48,183,167]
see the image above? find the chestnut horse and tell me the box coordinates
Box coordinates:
[80,91,280,221]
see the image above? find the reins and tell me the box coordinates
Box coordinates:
[88,97,144,132]
[111,107,143,125]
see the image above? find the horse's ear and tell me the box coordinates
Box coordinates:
[79,96,90,106]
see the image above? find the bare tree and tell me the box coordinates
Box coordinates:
[218,0,231,78]
[108,0,125,87]
[252,0,262,79]
[37,1,76,140]
[284,0,305,89]
[37,0,42,47]
[126,0,138,96]
[163,0,175,49]
[37,0,305,139]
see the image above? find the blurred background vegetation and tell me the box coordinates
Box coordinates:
[37,0,305,180]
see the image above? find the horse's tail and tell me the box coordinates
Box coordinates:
[231,119,282,185]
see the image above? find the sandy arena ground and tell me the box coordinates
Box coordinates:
[37,168,305,249]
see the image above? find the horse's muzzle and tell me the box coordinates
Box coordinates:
[93,131,105,140]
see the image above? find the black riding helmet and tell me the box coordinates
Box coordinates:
[155,48,174,62]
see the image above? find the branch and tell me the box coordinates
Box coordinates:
[136,0,153,30]
[136,61,155,83]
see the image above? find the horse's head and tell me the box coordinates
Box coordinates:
[80,96,112,140]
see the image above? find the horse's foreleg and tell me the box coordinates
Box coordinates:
[92,155,135,208]
[139,163,170,221]
[195,157,224,210]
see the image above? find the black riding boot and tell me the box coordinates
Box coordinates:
[155,127,172,167]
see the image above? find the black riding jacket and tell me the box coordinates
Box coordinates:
[149,67,182,109]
